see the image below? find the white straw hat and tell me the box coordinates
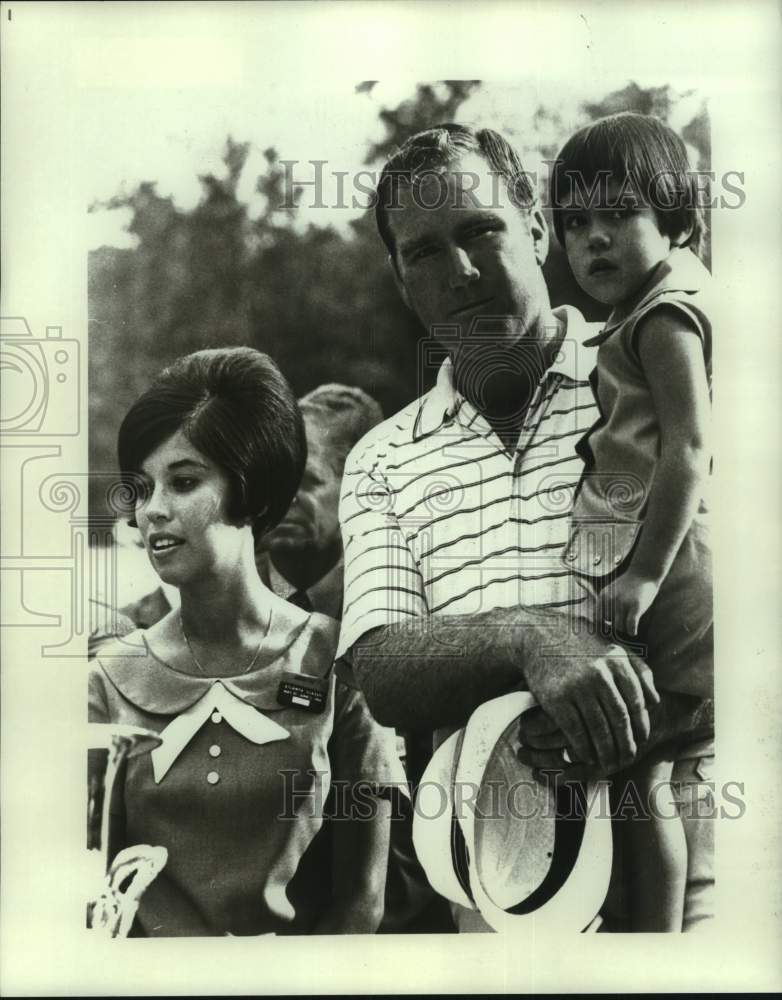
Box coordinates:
[413,692,612,932]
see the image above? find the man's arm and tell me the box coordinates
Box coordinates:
[352,606,659,774]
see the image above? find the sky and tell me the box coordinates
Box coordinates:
[77,0,748,250]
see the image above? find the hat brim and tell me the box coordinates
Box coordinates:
[412,693,613,932]
[456,692,612,933]
[412,729,474,910]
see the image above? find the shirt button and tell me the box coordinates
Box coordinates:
[207,771,220,785]
[614,554,623,564]
[211,711,222,724]
[565,551,577,561]
[209,744,221,758]
[592,555,602,566]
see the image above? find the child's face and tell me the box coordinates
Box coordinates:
[562,181,673,307]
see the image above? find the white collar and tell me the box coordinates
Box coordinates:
[150,681,290,782]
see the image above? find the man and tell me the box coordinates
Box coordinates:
[256,384,383,616]
[337,124,714,931]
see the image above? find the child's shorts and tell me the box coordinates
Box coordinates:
[575,517,713,700]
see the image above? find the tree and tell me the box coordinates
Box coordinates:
[90,82,484,527]
[364,80,481,162]
[88,80,710,528]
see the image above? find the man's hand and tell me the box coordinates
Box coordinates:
[520,626,659,774]
[516,705,615,783]
[598,573,660,637]
[517,691,714,783]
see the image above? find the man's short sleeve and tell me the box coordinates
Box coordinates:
[336,446,427,659]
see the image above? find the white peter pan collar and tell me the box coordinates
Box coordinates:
[150,680,290,783]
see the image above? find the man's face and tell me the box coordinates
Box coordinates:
[388,151,552,352]
[263,418,342,559]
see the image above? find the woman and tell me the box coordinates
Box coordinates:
[89,347,400,936]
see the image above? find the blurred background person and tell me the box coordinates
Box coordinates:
[258,383,450,933]
[256,384,382,616]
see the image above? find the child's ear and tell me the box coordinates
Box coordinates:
[528,208,549,267]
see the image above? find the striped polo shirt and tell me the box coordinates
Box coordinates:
[336,306,601,660]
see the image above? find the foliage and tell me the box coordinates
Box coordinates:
[88,80,709,527]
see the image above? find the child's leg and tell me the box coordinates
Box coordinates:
[624,758,687,931]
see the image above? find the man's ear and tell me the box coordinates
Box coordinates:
[389,254,412,310]
[529,207,549,267]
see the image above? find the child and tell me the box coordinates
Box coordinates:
[551,112,713,931]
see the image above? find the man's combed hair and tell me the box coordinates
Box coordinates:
[375,123,538,257]
[118,347,306,538]
[549,112,705,257]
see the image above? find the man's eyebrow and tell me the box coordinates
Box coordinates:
[454,211,505,233]
[398,211,505,257]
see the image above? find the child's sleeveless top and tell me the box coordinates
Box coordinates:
[563,248,713,577]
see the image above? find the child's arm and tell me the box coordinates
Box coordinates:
[599,307,711,635]
[614,757,687,931]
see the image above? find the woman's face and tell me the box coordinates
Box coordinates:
[134,429,246,587]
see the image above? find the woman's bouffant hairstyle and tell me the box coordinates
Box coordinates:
[550,112,705,258]
[118,348,306,538]
[375,122,538,259]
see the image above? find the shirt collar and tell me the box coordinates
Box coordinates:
[600,247,710,336]
[150,681,292,782]
[413,305,599,440]
[548,304,601,381]
[412,356,462,440]
[96,603,338,715]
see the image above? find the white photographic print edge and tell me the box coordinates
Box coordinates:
[1,0,780,993]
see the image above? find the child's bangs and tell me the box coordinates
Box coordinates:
[556,133,662,209]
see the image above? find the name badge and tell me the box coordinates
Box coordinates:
[277,672,329,714]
